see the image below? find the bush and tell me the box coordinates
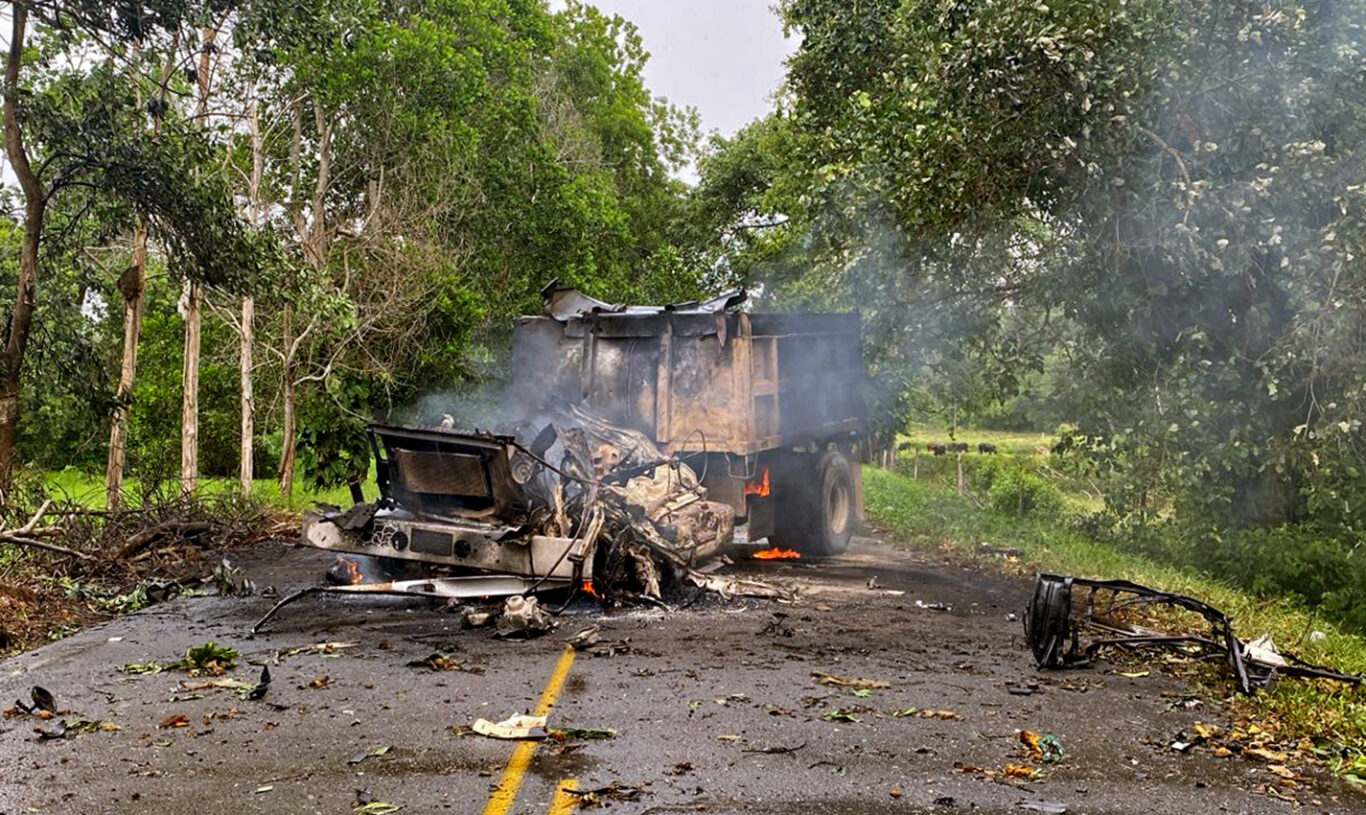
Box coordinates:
[969,457,1064,517]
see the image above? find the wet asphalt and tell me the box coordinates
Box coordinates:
[0,537,1361,815]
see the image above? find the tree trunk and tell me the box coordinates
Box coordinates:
[278,302,296,499]
[106,36,180,507]
[0,5,45,493]
[180,25,217,497]
[180,281,202,496]
[239,98,264,497]
[239,295,254,495]
[106,225,148,508]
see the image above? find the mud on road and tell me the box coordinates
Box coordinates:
[0,536,1359,814]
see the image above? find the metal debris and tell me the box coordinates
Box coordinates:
[1025,573,1365,694]
[472,714,549,740]
[494,595,554,639]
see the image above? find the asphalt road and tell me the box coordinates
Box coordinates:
[0,537,1360,815]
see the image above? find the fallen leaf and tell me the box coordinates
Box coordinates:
[306,676,330,690]
[812,671,890,690]
[1244,747,1289,763]
[1116,670,1150,678]
[1003,762,1042,779]
[159,714,189,729]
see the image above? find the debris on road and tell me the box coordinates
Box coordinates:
[549,726,617,741]
[567,781,647,807]
[891,707,961,720]
[471,714,549,740]
[244,665,271,700]
[347,745,392,765]
[1024,573,1365,693]
[811,671,891,690]
[406,652,480,673]
[1019,730,1064,763]
[494,595,554,639]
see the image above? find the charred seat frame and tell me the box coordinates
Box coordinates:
[1025,573,1362,694]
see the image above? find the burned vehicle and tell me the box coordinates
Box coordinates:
[292,286,865,607]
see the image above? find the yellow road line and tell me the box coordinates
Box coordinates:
[547,779,580,815]
[480,645,577,815]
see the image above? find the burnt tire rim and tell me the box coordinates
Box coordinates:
[825,469,852,538]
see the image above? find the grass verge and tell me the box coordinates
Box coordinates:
[863,465,1366,780]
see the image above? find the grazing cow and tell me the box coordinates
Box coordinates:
[897,441,914,451]
[978,442,997,454]
[927,443,948,456]
[949,442,970,453]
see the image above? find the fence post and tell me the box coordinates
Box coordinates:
[912,448,919,480]
[956,453,965,496]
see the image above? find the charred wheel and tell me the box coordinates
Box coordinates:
[776,450,855,556]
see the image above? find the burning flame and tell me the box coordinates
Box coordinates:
[753,548,801,560]
[744,467,770,498]
[337,556,362,585]
[581,579,599,598]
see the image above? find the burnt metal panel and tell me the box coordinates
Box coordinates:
[410,527,454,556]
[368,425,528,522]
[510,308,866,456]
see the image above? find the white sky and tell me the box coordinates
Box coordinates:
[584,0,795,138]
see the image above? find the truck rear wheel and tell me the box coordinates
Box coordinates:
[776,450,855,557]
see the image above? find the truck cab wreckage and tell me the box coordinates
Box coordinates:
[254,287,866,631]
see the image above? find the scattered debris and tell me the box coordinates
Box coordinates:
[567,781,646,807]
[406,652,480,673]
[820,708,862,723]
[159,713,190,729]
[549,726,616,742]
[353,802,402,815]
[213,558,255,596]
[891,707,961,720]
[347,745,392,766]
[567,626,601,650]
[494,595,554,639]
[28,686,55,713]
[244,665,271,700]
[812,671,890,690]
[471,714,549,740]
[305,676,330,690]
[914,600,951,611]
[742,742,806,755]
[761,612,794,637]
[1025,573,1365,694]
[1019,730,1064,763]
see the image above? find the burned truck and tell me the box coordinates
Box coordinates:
[296,286,865,605]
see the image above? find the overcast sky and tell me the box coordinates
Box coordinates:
[584,0,795,139]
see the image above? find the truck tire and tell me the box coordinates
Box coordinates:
[776,451,855,556]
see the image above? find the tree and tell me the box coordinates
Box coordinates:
[772,0,1366,530]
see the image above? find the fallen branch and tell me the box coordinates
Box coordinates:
[0,500,89,560]
[119,521,215,560]
[1,534,98,562]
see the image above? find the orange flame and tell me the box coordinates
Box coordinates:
[581,579,599,598]
[337,556,362,585]
[753,548,801,560]
[744,467,770,498]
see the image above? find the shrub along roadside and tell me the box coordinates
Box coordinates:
[862,466,1366,778]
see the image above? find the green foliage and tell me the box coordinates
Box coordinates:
[971,457,1064,517]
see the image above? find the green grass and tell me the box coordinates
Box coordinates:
[863,466,1366,769]
[41,466,379,511]
[898,426,1057,455]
